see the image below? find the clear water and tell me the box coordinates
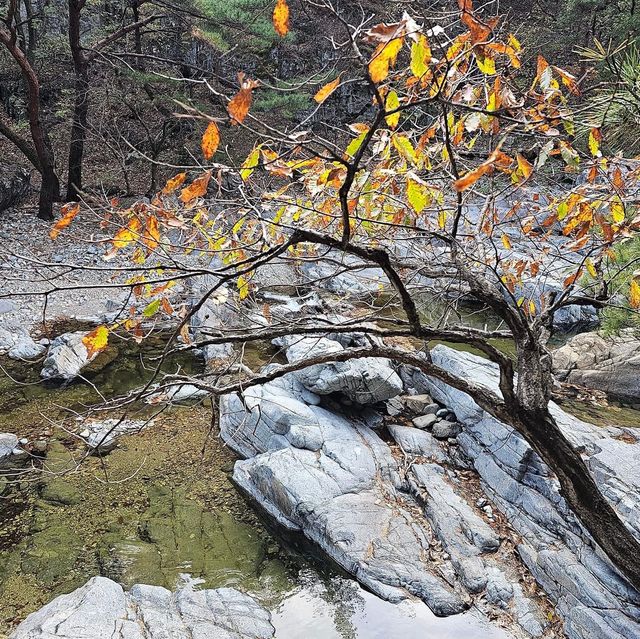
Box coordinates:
[0,345,514,638]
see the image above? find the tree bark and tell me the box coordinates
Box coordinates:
[514,405,640,591]
[0,19,59,219]
[66,0,88,201]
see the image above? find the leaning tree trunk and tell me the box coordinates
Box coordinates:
[511,336,640,591]
[515,406,640,591]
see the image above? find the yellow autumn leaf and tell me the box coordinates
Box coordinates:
[630,280,640,309]
[588,128,601,158]
[501,233,512,250]
[82,325,110,358]
[385,90,400,129]
[516,153,533,180]
[314,75,341,104]
[368,38,403,84]
[410,34,430,78]
[237,275,250,300]
[241,146,261,181]
[585,258,597,278]
[406,178,429,213]
[611,200,625,224]
[113,217,142,249]
[477,55,496,75]
[201,121,220,161]
[391,134,417,165]
[345,130,368,159]
[272,0,289,37]
[437,209,447,229]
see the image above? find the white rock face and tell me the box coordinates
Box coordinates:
[553,329,640,402]
[0,432,19,465]
[10,576,274,639]
[40,332,96,380]
[285,337,403,404]
[220,372,548,634]
[0,327,46,360]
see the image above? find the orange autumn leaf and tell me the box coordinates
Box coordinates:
[272,0,289,37]
[201,121,220,161]
[180,171,212,203]
[50,203,80,240]
[161,297,174,315]
[314,75,341,104]
[82,325,110,358]
[369,38,403,84]
[144,215,160,250]
[453,148,513,191]
[162,172,187,195]
[228,74,260,125]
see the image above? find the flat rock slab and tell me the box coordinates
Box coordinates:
[221,371,547,633]
[10,576,274,639]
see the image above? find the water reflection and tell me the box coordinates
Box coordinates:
[273,572,513,639]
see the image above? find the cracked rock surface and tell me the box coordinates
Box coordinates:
[10,576,274,639]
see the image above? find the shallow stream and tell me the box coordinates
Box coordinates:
[0,341,512,639]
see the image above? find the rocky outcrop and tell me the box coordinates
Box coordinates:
[0,164,29,213]
[220,364,548,634]
[10,576,274,638]
[0,327,46,360]
[80,418,149,454]
[553,329,640,403]
[406,344,640,639]
[0,432,19,466]
[40,332,96,380]
[285,336,403,404]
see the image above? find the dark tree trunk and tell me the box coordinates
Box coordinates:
[510,335,640,591]
[66,69,89,201]
[66,0,89,201]
[0,16,59,220]
[515,405,640,591]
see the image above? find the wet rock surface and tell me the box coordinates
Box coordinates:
[220,339,550,636]
[9,576,274,639]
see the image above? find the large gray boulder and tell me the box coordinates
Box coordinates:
[0,432,19,466]
[10,576,274,639]
[0,164,29,213]
[40,332,96,381]
[407,344,640,639]
[0,327,46,360]
[220,373,548,633]
[553,329,640,403]
[285,337,403,404]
